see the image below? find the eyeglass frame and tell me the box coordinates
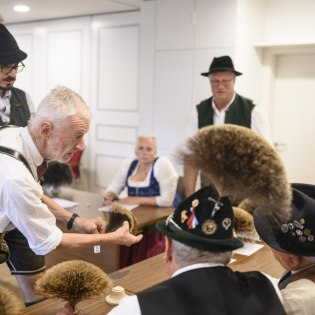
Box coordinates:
[210,77,235,88]
[0,62,25,75]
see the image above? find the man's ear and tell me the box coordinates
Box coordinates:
[165,237,173,263]
[40,122,52,139]
[287,254,302,269]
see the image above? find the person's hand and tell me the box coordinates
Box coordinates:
[111,221,143,246]
[103,191,118,205]
[56,302,83,315]
[73,216,105,234]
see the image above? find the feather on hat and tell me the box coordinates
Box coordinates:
[179,124,292,224]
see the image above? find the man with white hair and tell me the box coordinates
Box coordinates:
[0,22,39,307]
[0,86,142,306]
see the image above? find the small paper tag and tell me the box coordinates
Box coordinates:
[94,245,101,254]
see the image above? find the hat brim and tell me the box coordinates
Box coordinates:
[254,207,315,257]
[0,49,27,65]
[201,68,242,77]
[156,220,243,252]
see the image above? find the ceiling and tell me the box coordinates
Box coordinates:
[0,0,144,24]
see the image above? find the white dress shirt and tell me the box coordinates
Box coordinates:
[0,126,63,255]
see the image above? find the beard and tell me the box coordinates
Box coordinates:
[0,76,15,91]
[0,85,13,92]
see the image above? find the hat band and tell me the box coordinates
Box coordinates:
[0,50,22,58]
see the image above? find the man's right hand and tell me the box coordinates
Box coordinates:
[103,191,118,205]
[111,221,143,246]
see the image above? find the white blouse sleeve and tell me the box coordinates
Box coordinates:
[105,159,133,195]
[154,157,179,207]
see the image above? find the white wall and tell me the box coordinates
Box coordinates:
[263,0,315,43]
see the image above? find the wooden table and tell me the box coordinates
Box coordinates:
[45,187,174,273]
[21,243,285,315]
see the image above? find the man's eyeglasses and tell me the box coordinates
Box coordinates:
[210,78,234,87]
[0,62,25,75]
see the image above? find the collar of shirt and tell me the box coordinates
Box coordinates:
[3,90,11,99]
[0,90,11,112]
[211,93,236,125]
[172,262,225,278]
[212,92,236,113]
[21,126,45,167]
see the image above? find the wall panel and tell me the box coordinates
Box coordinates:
[47,30,83,93]
[98,25,139,111]
[90,12,140,192]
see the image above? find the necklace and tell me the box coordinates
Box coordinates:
[293,263,315,274]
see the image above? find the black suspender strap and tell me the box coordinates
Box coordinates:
[0,125,34,178]
[0,145,33,176]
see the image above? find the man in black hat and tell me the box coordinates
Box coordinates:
[254,183,315,315]
[0,23,43,306]
[184,55,272,197]
[102,186,285,315]
[0,23,33,126]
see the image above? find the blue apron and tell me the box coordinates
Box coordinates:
[126,158,160,197]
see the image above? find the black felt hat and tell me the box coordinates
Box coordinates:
[0,23,27,65]
[156,186,243,252]
[254,183,315,257]
[201,55,242,77]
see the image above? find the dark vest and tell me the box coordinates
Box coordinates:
[197,94,255,129]
[126,158,160,197]
[138,267,286,315]
[0,87,31,127]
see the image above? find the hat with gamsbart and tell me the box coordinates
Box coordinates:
[254,183,315,257]
[0,23,27,65]
[201,55,242,77]
[156,185,243,252]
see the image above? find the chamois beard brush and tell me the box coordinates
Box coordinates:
[35,260,113,313]
[105,202,138,235]
[178,124,292,225]
[232,207,257,240]
[0,284,24,315]
[41,161,73,187]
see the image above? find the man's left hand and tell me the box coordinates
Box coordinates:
[72,216,105,234]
